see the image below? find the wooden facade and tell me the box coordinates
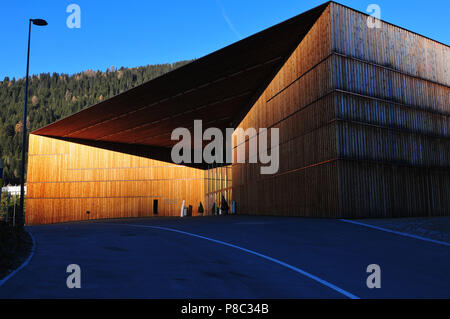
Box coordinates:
[232,2,449,218]
[331,3,449,217]
[26,2,449,224]
[26,135,204,224]
[232,5,340,217]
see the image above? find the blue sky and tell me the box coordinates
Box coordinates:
[1,0,449,80]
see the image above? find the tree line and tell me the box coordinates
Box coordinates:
[0,60,192,185]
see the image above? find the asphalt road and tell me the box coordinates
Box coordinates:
[0,216,449,298]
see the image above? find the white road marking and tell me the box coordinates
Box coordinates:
[340,219,450,247]
[0,229,36,287]
[122,223,360,299]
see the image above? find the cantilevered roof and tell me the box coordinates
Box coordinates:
[33,2,329,148]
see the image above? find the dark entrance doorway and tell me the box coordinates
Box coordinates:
[153,199,158,215]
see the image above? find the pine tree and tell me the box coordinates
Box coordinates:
[0,60,193,185]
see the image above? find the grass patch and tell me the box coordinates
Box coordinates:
[0,223,33,280]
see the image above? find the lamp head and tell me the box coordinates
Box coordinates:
[31,19,48,26]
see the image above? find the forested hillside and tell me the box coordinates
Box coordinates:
[0,60,192,185]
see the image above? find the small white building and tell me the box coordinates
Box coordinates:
[1,185,26,196]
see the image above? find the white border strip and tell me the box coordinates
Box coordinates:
[340,219,450,247]
[0,229,36,287]
[124,224,360,299]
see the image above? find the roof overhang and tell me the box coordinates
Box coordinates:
[32,2,329,164]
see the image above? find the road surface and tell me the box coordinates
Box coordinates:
[0,216,448,298]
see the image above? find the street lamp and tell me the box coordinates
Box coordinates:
[18,18,48,227]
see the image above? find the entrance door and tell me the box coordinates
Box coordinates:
[153,199,158,215]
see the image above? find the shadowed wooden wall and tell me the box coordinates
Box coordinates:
[26,135,204,224]
[331,3,450,217]
[232,6,339,217]
[232,3,450,217]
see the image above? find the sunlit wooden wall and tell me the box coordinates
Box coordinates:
[232,3,450,217]
[26,135,204,224]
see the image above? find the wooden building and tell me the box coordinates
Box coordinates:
[26,2,449,224]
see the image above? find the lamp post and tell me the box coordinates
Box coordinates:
[18,18,48,227]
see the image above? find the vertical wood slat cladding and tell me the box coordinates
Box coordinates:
[331,3,450,86]
[204,165,232,215]
[332,54,449,114]
[338,161,450,218]
[232,7,339,217]
[334,91,449,139]
[233,3,450,217]
[26,135,204,224]
[330,3,450,217]
[233,161,339,217]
